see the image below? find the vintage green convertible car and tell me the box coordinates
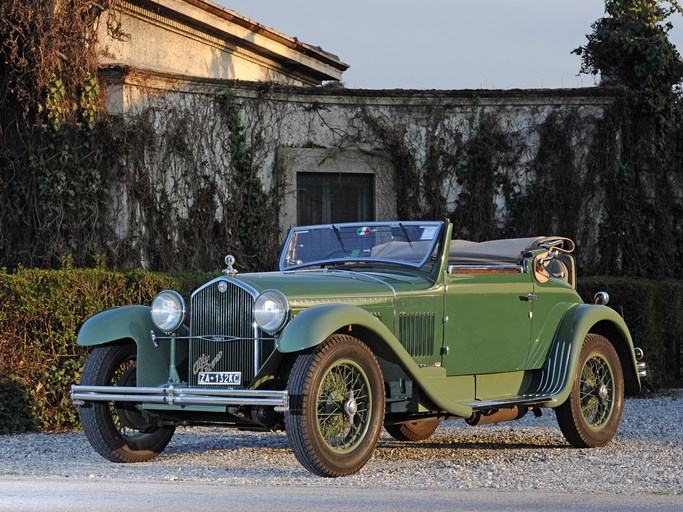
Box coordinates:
[72,221,646,477]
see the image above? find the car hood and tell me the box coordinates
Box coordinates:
[236,268,432,307]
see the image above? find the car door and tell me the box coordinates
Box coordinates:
[441,269,534,376]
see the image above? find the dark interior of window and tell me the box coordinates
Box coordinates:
[297,172,375,225]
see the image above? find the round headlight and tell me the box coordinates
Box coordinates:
[151,290,186,333]
[253,290,289,333]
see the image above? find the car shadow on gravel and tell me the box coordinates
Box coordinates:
[377,438,569,452]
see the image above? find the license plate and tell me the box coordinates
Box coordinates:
[198,372,241,385]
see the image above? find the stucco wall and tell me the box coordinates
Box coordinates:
[105,73,623,271]
[97,0,348,98]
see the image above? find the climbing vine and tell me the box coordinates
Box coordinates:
[0,0,681,279]
[574,0,683,276]
[0,0,117,268]
[0,1,283,272]
[451,113,523,241]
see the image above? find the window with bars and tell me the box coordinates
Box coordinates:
[297,172,375,225]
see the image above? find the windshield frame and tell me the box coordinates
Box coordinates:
[279,221,445,271]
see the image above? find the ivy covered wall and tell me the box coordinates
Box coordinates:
[1,1,681,277]
[2,67,682,277]
[76,78,680,277]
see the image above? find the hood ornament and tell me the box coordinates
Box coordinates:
[222,254,238,277]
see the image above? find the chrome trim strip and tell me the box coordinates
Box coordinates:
[253,321,260,378]
[71,384,289,410]
[152,332,275,344]
[538,340,571,395]
[448,265,522,272]
[468,395,553,410]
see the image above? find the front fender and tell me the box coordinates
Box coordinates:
[77,305,158,347]
[77,306,178,387]
[276,304,472,418]
[277,304,391,354]
[548,303,639,406]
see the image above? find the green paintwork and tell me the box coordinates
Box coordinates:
[395,286,445,365]
[76,305,186,387]
[77,305,154,347]
[527,277,586,369]
[443,272,533,375]
[276,303,473,418]
[475,371,530,401]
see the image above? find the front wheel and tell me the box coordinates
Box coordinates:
[285,335,385,477]
[555,334,624,447]
[78,343,175,463]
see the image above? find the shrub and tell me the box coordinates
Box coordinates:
[578,277,682,389]
[0,266,216,433]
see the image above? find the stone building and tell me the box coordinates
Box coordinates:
[96,0,649,277]
[98,0,347,113]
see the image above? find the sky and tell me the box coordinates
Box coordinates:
[219,0,683,90]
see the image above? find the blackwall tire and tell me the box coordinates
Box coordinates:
[555,333,624,448]
[78,343,175,463]
[285,335,385,477]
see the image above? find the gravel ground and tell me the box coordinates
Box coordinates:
[1,390,681,495]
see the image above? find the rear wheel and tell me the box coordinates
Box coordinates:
[385,418,440,442]
[79,343,175,463]
[285,335,385,477]
[555,334,624,447]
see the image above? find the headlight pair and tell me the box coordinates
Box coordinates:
[150,288,288,335]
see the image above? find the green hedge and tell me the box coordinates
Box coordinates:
[0,267,216,434]
[0,270,680,434]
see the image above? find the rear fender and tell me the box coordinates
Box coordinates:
[546,303,640,406]
[276,304,472,417]
[77,306,182,387]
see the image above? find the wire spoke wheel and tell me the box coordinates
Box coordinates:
[579,355,614,428]
[556,333,624,448]
[286,335,385,477]
[316,359,371,453]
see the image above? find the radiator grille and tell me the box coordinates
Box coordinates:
[398,312,435,357]
[189,279,262,388]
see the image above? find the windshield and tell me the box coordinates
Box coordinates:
[280,221,444,271]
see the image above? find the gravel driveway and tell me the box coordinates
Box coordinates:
[1,391,681,495]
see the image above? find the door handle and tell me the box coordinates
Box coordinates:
[519,294,538,302]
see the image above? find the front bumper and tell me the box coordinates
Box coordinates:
[71,384,289,411]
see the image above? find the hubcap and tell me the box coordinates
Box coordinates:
[345,397,358,417]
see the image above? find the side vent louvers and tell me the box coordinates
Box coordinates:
[398,312,435,357]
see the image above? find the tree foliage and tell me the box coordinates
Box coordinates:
[573,1,683,276]
[573,0,683,125]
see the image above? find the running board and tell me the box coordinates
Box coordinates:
[466,394,554,411]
